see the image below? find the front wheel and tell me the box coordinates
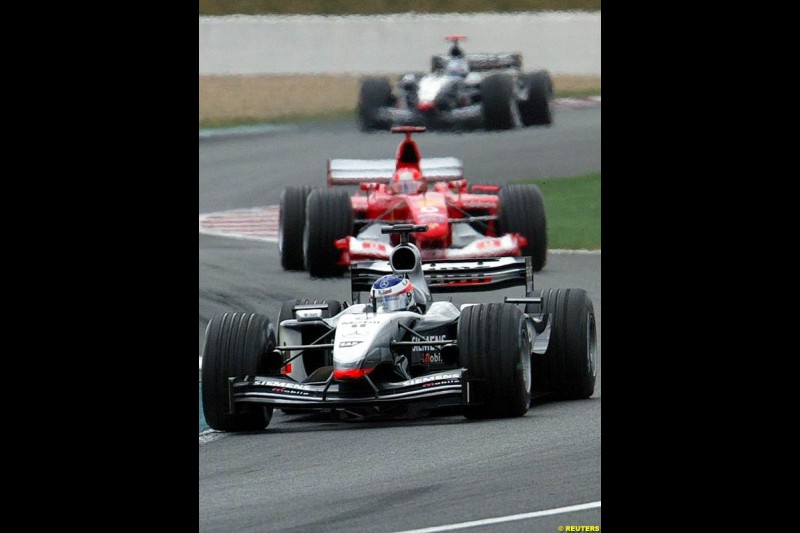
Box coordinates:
[498,184,548,271]
[304,189,354,278]
[517,70,553,126]
[358,77,394,131]
[201,313,276,431]
[458,303,531,418]
[525,288,597,399]
[480,74,516,130]
[279,186,313,270]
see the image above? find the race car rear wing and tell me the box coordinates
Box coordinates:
[327,158,463,186]
[350,256,533,300]
[431,53,522,72]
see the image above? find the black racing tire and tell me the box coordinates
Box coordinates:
[304,189,354,278]
[358,77,394,131]
[518,70,553,126]
[525,289,597,399]
[458,303,532,419]
[201,312,276,432]
[480,74,516,130]
[498,184,548,272]
[279,186,313,270]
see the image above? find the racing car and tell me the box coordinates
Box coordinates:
[358,35,553,131]
[278,125,547,279]
[202,224,596,432]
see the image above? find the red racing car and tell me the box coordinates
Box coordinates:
[278,126,547,278]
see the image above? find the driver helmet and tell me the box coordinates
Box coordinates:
[370,275,414,312]
[391,167,425,195]
[445,57,469,78]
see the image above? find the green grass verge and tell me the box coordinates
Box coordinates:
[555,87,601,98]
[515,172,600,250]
[200,0,601,16]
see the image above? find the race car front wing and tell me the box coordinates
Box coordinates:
[227,369,485,411]
[337,233,527,264]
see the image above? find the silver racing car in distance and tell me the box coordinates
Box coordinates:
[201,224,596,432]
[358,35,554,132]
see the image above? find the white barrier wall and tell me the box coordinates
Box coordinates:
[199,12,600,76]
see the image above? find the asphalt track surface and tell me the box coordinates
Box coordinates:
[199,107,601,532]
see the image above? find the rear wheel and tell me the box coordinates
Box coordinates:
[518,70,553,126]
[458,303,531,418]
[201,313,276,431]
[358,77,394,131]
[279,186,313,270]
[481,74,516,130]
[525,289,596,399]
[304,189,354,278]
[498,184,548,271]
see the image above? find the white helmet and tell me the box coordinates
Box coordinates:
[370,275,414,312]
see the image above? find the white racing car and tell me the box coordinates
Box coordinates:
[358,35,554,131]
[201,224,595,432]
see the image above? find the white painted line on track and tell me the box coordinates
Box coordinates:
[199,207,280,242]
[554,95,601,108]
[199,430,223,445]
[392,501,601,533]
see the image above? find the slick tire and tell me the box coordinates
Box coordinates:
[518,70,553,126]
[358,77,394,131]
[498,184,548,272]
[525,289,597,399]
[458,303,532,419]
[304,189,353,278]
[279,186,313,270]
[202,312,276,432]
[480,74,516,130]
